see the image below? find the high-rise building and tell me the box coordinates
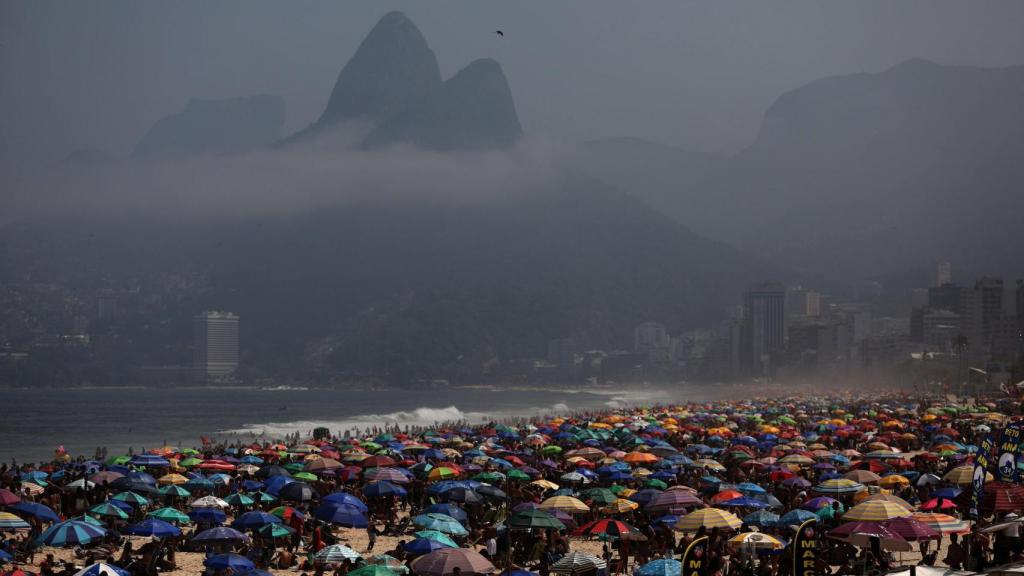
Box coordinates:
[193,311,240,382]
[806,291,822,317]
[634,322,670,362]
[743,283,785,375]
[973,277,1003,355]
[936,261,952,286]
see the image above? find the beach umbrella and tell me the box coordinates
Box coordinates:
[720,497,768,509]
[188,507,227,524]
[424,504,468,522]
[157,473,189,486]
[538,496,589,513]
[233,511,281,530]
[674,508,742,532]
[428,467,460,482]
[269,506,305,522]
[908,513,969,534]
[66,479,95,491]
[314,503,368,528]
[415,531,459,548]
[158,485,191,498]
[147,507,190,524]
[256,465,291,479]
[814,478,865,495]
[350,566,402,576]
[778,509,817,526]
[645,490,702,512]
[476,485,507,500]
[324,492,369,511]
[71,563,131,576]
[184,477,215,491]
[88,502,129,520]
[508,510,564,531]
[9,502,60,523]
[315,544,363,564]
[412,513,468,536]
[550,552,606,576]
[635,559,680,576]
[919,498,957,511]
[365,468,410,484]
[192,526,249,544]
[257,523,294,539]
[575,519,638,539]
[0,512,31,531]
[843,500,912,522]
[124,518,181,538]
[944,465,983,485]
[741,511,779,528]
[34,520,106,547]
[203,554,254,573]
[364,481,408,498]
[191,495,229,509]
[223,493,254,507]
[111,491,149,507]
[129,454,170,468]
[882,517,940,541]
[411,548,496,576]
[602,499,640,514]
[0,490,21,506]
[728,532,785,551]
[580,488,617,505]
[404,538,452,556]
[843,470,881,484]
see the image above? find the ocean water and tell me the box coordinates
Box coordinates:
[0,384,718,464]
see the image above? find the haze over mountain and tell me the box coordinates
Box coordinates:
[570,59,1024,281]
[133,95,285,158]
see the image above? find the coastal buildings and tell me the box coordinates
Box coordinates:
[742,282,786,377]
[193,311,239,383]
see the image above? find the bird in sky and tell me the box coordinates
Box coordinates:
[495,30,504,37]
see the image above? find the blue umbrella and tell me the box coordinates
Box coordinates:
[742,511,780,527]
[128,471,157,485]
[188,508,227,524]
[128,455,169,468]
[204,554,254,572]
[125,518,182,539]
[933,487,962,499]
[74,563,132,576]
[278,482,317,502]
[720,497,769,509]
[364,481,407,498]
[314,503,368,528]
[10,502,61,523]
[263,475,296,495]
[402,538,452,555]
[192,526,249,544]
[424,503,468,522]
[412,513,467,536]
[323,492,369,512]
[635,559,681,576]
[35,520,107,546]
[736,483,767,495]
[233,511,281,530]
[778,509,817,526]
[0,549,13,563]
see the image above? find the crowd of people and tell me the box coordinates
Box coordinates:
[2,392,1024,576]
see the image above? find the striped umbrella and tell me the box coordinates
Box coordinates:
[601,499,639,515]
[909,513,970,534]
[538,496,590,513]
[158,485,191,498]
[147,507,190,524]
[814,479,866,495]
[674,508,743,532]
[728,532,785,551]
[315,544,362,564]
[550,552,606,576]
[71,563,131,576]
[0,512,31,531]
[111,492,150,507]
[843,500,912,522]
[366,468,411,484]
[88,502,129,520]
[412,548,496,576]
[35,521,107,547]
[575,519,639,539]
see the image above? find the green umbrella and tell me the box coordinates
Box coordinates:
[159,485,192,498]
[507,470,530,482]
[179,448,201,456]
[292,472,318,482]
[112,491,150,506]
[609,485,627,494]
[224,493,255,507]
[258,523,295,539]
[67,515,105,527]
[179,458,203,467]
[644,479,668,490]
[283,463,306,473]
[541,446,563,455]
[106,456,131,466]
[473,472,505,484]
[148,507,190,524]
[508,509,565,530]
[349,566,400,576]
[361,442,382,451]
[249,491,277,504]
[89,502,129,520]
[414,530,458,547]
[581,488,617,505]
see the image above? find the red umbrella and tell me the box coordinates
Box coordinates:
[645,490,703,512]
[360,455,396,468]
[575,519,639,538]
[0,489,21,506]
[411,548,496,576]
[920,498,957,511]
[829,521,894,539]
[882,517,941,541]
[4,570,38,576]
[955,481,1024,514]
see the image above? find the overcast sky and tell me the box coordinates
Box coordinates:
[2,0,1023,175]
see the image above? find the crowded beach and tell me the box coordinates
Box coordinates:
[2,393,1024,576]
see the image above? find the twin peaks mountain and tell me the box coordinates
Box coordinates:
[291,11,522,150]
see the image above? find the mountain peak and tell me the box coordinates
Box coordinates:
[316,11,442,128]
[362,58,522,151]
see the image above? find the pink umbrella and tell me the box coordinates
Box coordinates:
[920,497,957,511]
[89,471,124,485]
[0,489,21,506]
[645,490,703,512]
[828,521,895,539]
[411,548,496,576]
[882,517,941,541]
[365,468,410,484]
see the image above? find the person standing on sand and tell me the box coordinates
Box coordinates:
[366,522,377,552]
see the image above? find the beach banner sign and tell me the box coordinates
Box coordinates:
[793,518,817,576]
[997,422,1023,483]
[680,535,708,576]
[970,434,996,519]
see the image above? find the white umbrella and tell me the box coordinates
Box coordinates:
[551,552,607,575]
[190,495,230,509]
[68,479,96,490]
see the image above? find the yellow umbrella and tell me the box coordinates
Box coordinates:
[843,500,912,522]
[539,496,590,513]
[530,479,560,491]
[158,473,190,486]
[944,465,992,485]
[675,508,743,532]
[728,532,785,551]
[602,499,640,515]
[877,475,910,489]
[864,493,914,510]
